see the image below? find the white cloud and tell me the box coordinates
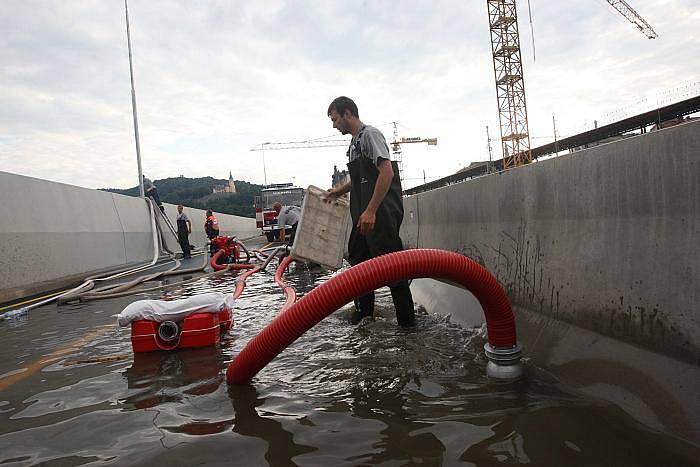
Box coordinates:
[0,0,697,192]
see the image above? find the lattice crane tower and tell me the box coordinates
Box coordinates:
[390,122,437,184]
[487,0,532,169]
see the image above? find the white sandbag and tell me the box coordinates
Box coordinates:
[117,292,234,327]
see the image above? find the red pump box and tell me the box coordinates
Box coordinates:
[130,309,233,353]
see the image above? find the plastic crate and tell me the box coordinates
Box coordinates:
[290,185,350,269]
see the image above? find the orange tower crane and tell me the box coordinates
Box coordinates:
[487,0,531,170]
[486,0,657,170]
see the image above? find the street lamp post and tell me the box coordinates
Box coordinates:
[124,0,145,197]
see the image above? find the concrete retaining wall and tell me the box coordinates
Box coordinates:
[0,172,257,303]
[402,120,700,443]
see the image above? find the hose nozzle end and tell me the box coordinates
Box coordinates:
[484,342,524,381]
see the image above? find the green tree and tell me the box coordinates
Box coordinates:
[101,176,265,217]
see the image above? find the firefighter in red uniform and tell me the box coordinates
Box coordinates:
[204,210,220,239]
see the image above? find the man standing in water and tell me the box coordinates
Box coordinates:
[325,96,415,326]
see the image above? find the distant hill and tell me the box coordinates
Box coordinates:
[101,176,264,218]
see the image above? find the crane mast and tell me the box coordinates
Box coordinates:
[487,0,532,169]
[390,122,437,183]
[486,0,656,170]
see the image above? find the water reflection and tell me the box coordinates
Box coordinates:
[122,347,223,410]
[2,258,700,466]
[341,377,446,465]
[228,385,316,466]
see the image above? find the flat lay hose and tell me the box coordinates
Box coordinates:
[227,249,517,385]
[274,256,297,313]
[233,267,261,300]
[4,199,161,316]
[210,249,256,272]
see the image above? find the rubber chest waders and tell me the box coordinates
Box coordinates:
[346,126,415,326]
[347,126,404,261]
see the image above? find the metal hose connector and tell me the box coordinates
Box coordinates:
[484,342,524,380]
[158,321,180,341]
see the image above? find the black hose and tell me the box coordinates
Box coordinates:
[260,247,283,271]
[237,240,252,263]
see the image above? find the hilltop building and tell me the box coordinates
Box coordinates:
[213,171,237,194]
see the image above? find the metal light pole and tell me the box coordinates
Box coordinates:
[486,125,493,173]
[552,115,559,156]
[262,145,268,187]
[124,0,145,197]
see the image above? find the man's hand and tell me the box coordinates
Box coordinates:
[357,209,376,235]
[326,180,351,201]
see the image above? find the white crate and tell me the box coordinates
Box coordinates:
[291,185,350,269]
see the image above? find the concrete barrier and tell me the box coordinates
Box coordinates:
[0,172,257,304]
[402,119,700,443]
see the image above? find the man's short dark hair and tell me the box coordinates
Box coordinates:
[328,96,359,118]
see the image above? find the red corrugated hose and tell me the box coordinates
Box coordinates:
[227,249,517,385]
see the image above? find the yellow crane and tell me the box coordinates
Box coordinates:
[251,124,437,186]
[486,0,658,169]
[389,122,437,183]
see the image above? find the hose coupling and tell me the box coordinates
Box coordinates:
[158,320,181,342]
[484,342,524,380]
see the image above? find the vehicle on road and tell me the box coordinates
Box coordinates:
[254,183,304,242]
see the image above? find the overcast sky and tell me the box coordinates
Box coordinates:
[1,0,698,191]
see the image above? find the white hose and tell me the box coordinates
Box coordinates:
[2,198,162,320]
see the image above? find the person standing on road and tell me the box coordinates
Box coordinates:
[176,205,192,258]
[325,96,415,327]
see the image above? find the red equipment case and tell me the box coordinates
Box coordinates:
[130,308,233,353]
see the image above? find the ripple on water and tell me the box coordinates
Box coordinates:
[0,261,699,466]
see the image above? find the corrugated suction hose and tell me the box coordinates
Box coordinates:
[227,249,519,385]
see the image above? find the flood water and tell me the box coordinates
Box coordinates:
[1,257,698,466]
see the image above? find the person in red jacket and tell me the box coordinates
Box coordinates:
[204,210,220,239]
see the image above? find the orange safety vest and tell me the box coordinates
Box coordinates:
[205,215,220,236]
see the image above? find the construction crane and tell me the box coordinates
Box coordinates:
[487,0,531,169]
[251,125,437,185]
[251,139,350,151]
[486,0,657,169]
[604,0,658,39]
[389,122,437,182]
